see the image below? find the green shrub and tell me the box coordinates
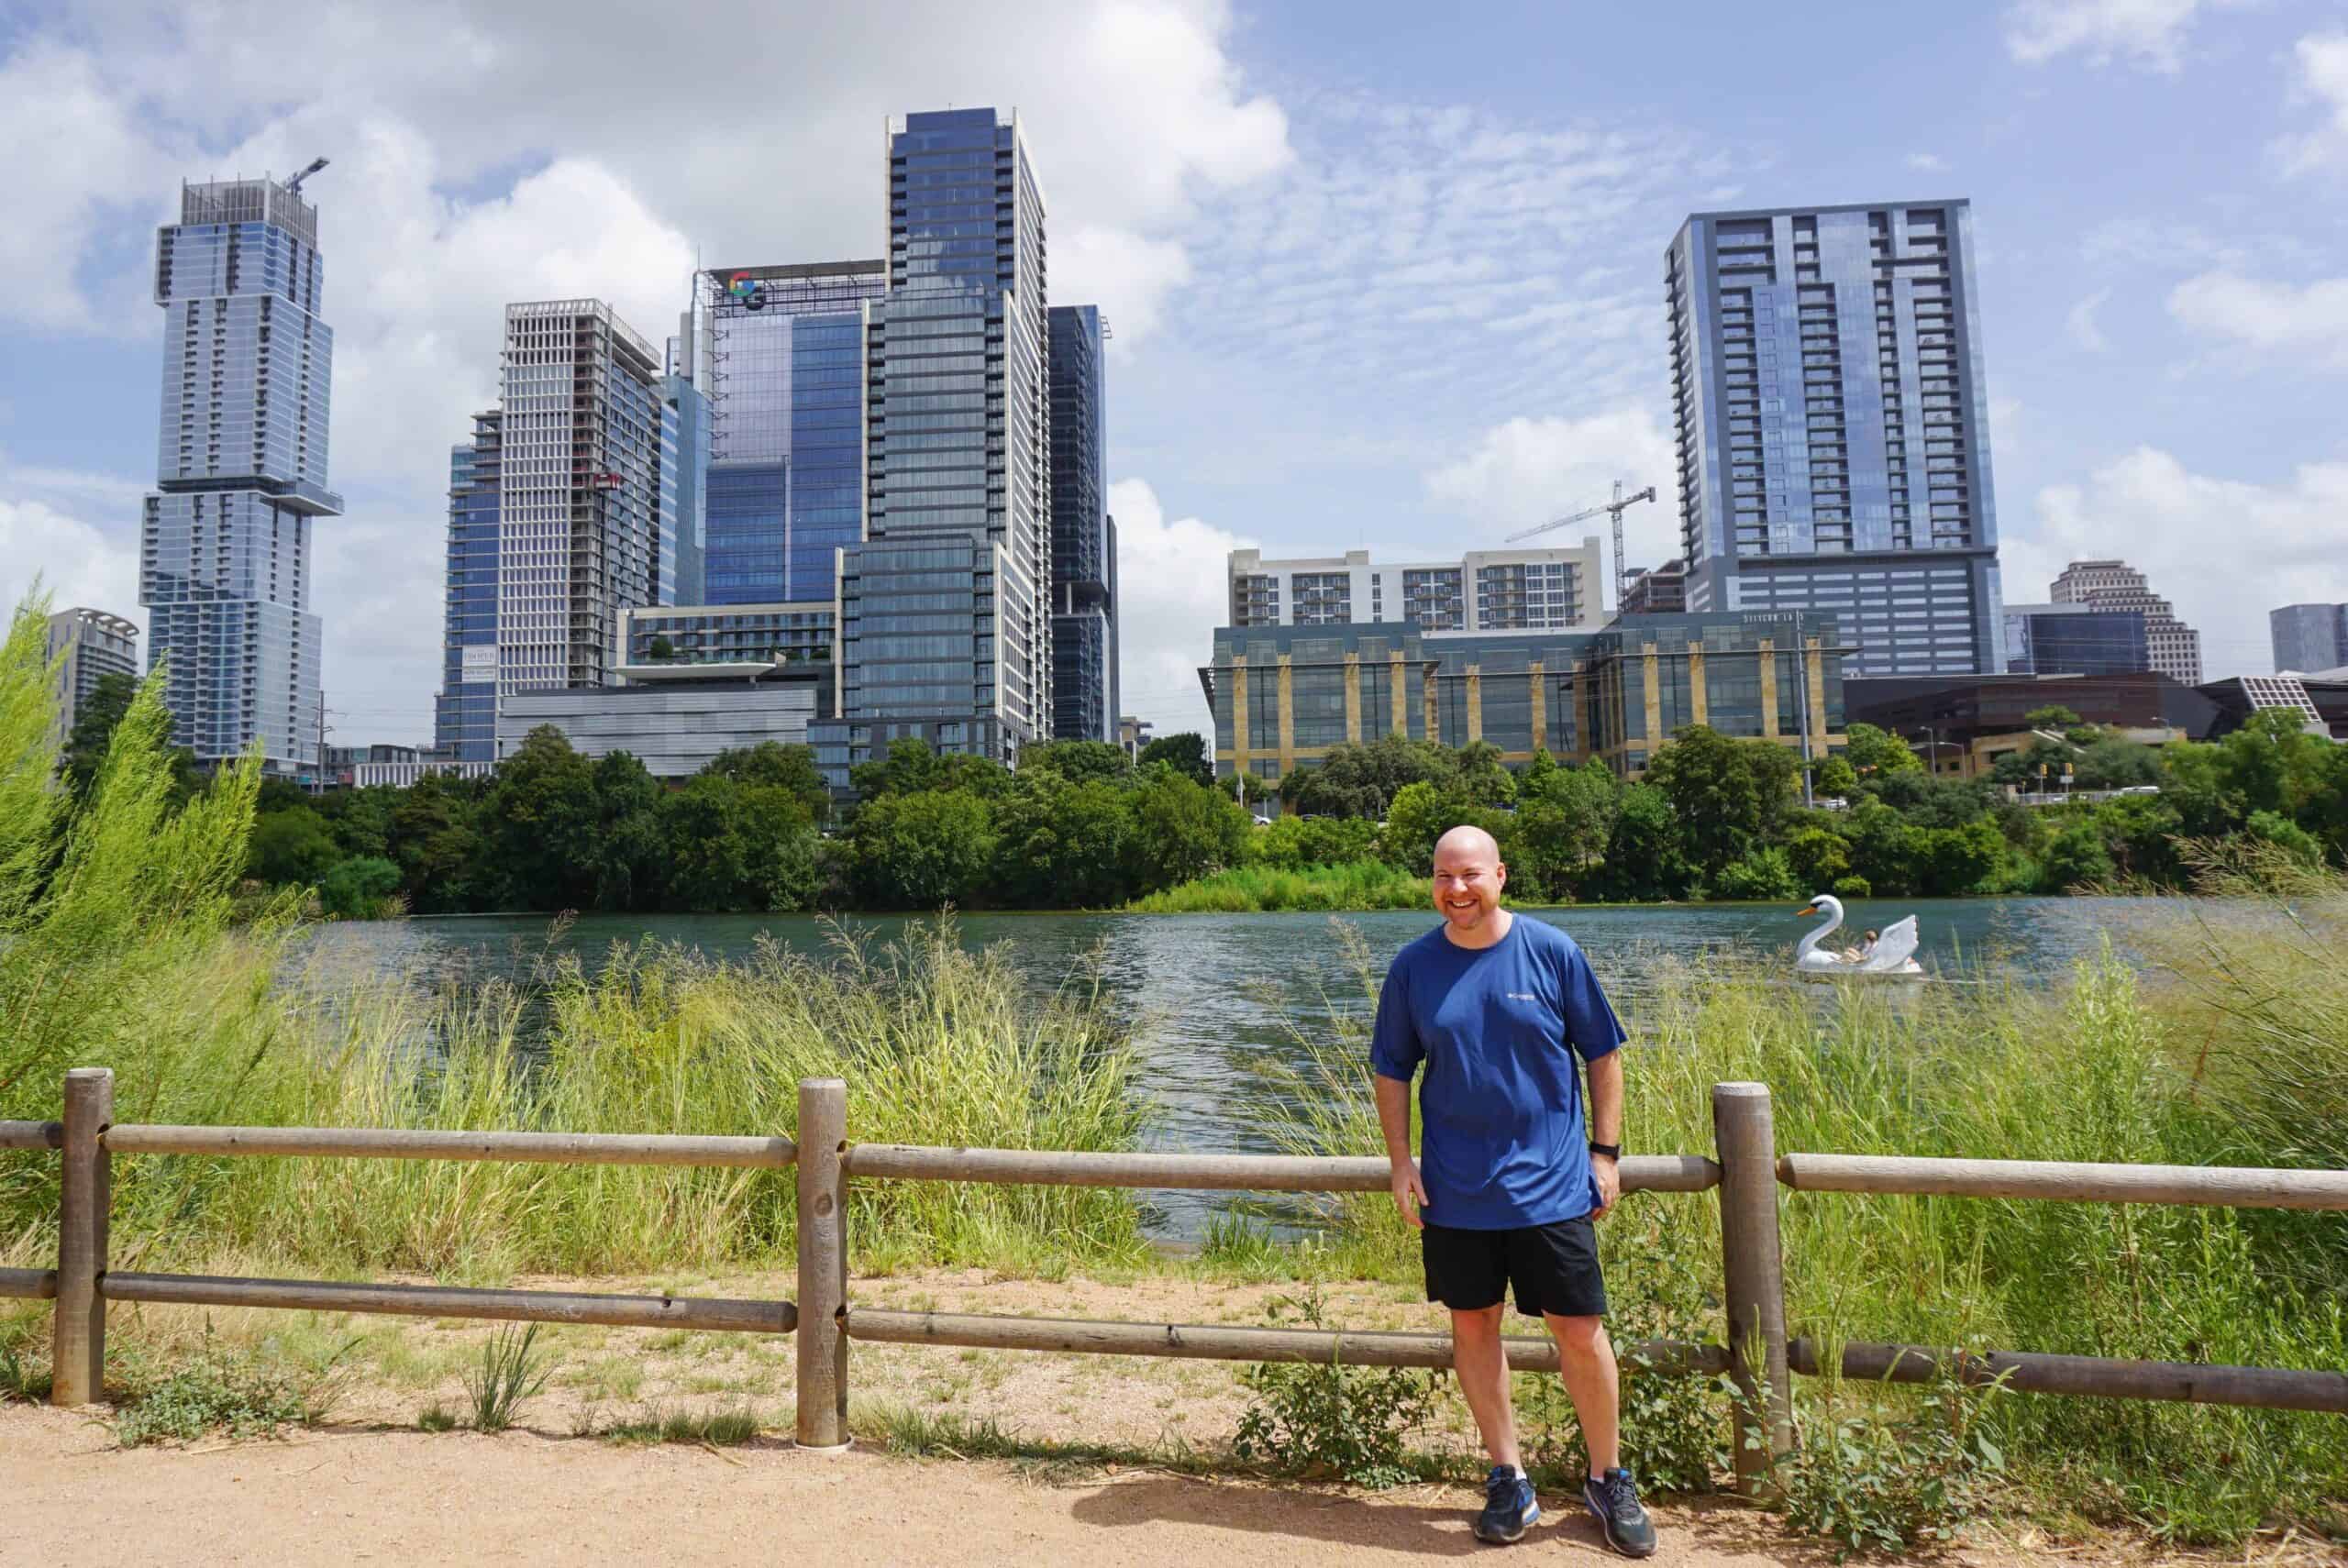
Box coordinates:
[1769,1358,2010,1557]
[1232,1286,1440,1487]
[115,1334,349,1447]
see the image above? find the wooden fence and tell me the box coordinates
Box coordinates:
[5,1069,2345,1491]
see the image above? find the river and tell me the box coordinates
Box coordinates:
[301,898,2134,1237]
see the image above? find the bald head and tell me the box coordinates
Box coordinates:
[1434,824,1501,868]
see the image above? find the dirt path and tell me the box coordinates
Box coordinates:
[0,1403,2219,1568]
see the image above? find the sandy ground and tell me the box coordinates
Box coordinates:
[2,1265,2340,1567]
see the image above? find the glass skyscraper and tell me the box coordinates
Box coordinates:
[140,174,341,777]
[2271,602,2348,675]
[1667,201,2003,677]
[836,107,1050,768]
[433,409,502,761]
[1048,304,1115,744]
[692,262,885,605]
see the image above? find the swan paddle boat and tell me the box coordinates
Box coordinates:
[1794,894,1924,977]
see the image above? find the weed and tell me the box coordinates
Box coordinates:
[1769,1354,2010,1558]
[114,1333,350,1448]
[461,1324,551,1433]
[416,1401,457,1432]
[1231,1285,1439,1489]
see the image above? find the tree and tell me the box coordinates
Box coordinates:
[1135,732,1214,788]
[988,774,1135,908]
[319,856,401,919]
[589,751,667,911]
[476,725,599,910]
[703,741,832,823]
[1454,741,1517,809]
[1511,758,1620,896]
[1017,739,1133,787]
[1589,783,1693,901]
[1844,722,1924,780]
[1783,823,1854,894]
[849,790,997,908]
[388,773,486,911]
[58,671,136,796]
[1124,771,1249,890]
[1643,726,1800,877]
[647,635,677,661]
[2041,819,2115,891]
[1814,755,1860,800]
[2022,705,2085,733]
[247,805,339,886]
[1712,845,1801,901]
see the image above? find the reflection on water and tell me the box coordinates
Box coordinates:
[298,899,2133,1237]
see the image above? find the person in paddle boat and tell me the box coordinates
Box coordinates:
[1795,897,1923,976]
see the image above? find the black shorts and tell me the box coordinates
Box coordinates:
[1423,1216,1608,1320]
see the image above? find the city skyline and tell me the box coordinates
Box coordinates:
[6,2,2347,745]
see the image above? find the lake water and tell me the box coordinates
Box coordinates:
[300,898,2135,1236]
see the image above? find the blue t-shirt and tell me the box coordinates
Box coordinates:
[1369,914,1627,1231]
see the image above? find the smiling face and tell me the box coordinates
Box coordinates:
[1431,825,1508,941]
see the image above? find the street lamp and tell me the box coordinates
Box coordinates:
[1911,726,1960,778]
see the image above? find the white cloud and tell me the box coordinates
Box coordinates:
[1905,152,1947,171]
[1422,409,1679,586]
[2275,31,2348,175]
[2066,288,2113,352]
[2001,0,2220,72]
[0,497,143,629]
[1107,477,1252,737]
[2004,449,2348,679]
[2167,271,2348,367]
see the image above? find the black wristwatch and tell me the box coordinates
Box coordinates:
[1589,1142,1622,1161]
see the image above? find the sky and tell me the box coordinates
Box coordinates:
[2,0,2345,747]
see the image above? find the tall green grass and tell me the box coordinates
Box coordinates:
[1128,859,1428,913]
[1249,890,2348,1542]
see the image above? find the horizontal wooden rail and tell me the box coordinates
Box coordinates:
[0,1267,57,1300]
[1790,1338,2348,1415]
[1778,1153,2348,1211]
[847,1308,1727,1376]
[105,1124,797,1170]
[0,1121,61,1152]
[101,1273,797,1334]
[844,1145,1720,1194]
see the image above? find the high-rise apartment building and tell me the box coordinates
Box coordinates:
[690,262,885,605]
[139,173,341,777]
[831,107,1050,772]
[1048,304,1115,744]
[2271,602,2348,675]
[2050,560,2200,685]
[1227,543,1605,635]
[43,608,139,740]
[1667,200,2003,678]
[493,299,676,697]
[663,364,708,606]
[433,410,502,761]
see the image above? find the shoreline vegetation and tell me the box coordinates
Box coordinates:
[6,599,2348,1545]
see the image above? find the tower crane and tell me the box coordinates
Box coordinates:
[1505,480,1657,613]
[283,157,329,195]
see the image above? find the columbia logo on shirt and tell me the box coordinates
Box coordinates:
[1507,992,1540,1002]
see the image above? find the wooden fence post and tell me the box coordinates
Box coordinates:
[1713,1081,1793,1494]
[52,1067,114,1408]
[795,1077,849,1451]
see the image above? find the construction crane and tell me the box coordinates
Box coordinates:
[1505,480,1657,613]
[283,157,329,195]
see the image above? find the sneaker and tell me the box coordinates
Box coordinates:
[1473,1463,1540,1544]
[1581,1468,1657,1558]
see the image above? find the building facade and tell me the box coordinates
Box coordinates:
[43,609,139,741]
[492,299,676,698]
[498,680,820,778]
[663,367,709,605]
[2001,602,2149,677]
[835,107,1051,775]
[433,410,502,761]
[1619,559,1689,616]
[1048,304,1116,743]
[2271,602,2348,676]
[2050,559,2200,685]
[691,261,885,606]
[1666,201,2002,678]
[140,174,341,777]
[1201,611,1844,782]
[1228,544,1605,635]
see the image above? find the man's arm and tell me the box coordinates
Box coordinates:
[1374,1073,1429,1229]
[1586,1049,1624,1220]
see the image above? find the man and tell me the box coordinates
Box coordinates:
[1371,824,1656,1558]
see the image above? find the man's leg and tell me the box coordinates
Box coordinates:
[1450,1303,1520,1469]
[1543,1312,1620,1475]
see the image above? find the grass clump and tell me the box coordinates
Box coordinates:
[1129,860,1426,913]
[461,1323,551,1433]
[416,1401,457,1432]
[601,1403,762,1446]
[0,1312,51,1403]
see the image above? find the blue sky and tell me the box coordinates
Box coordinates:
[3,0,2344,744]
